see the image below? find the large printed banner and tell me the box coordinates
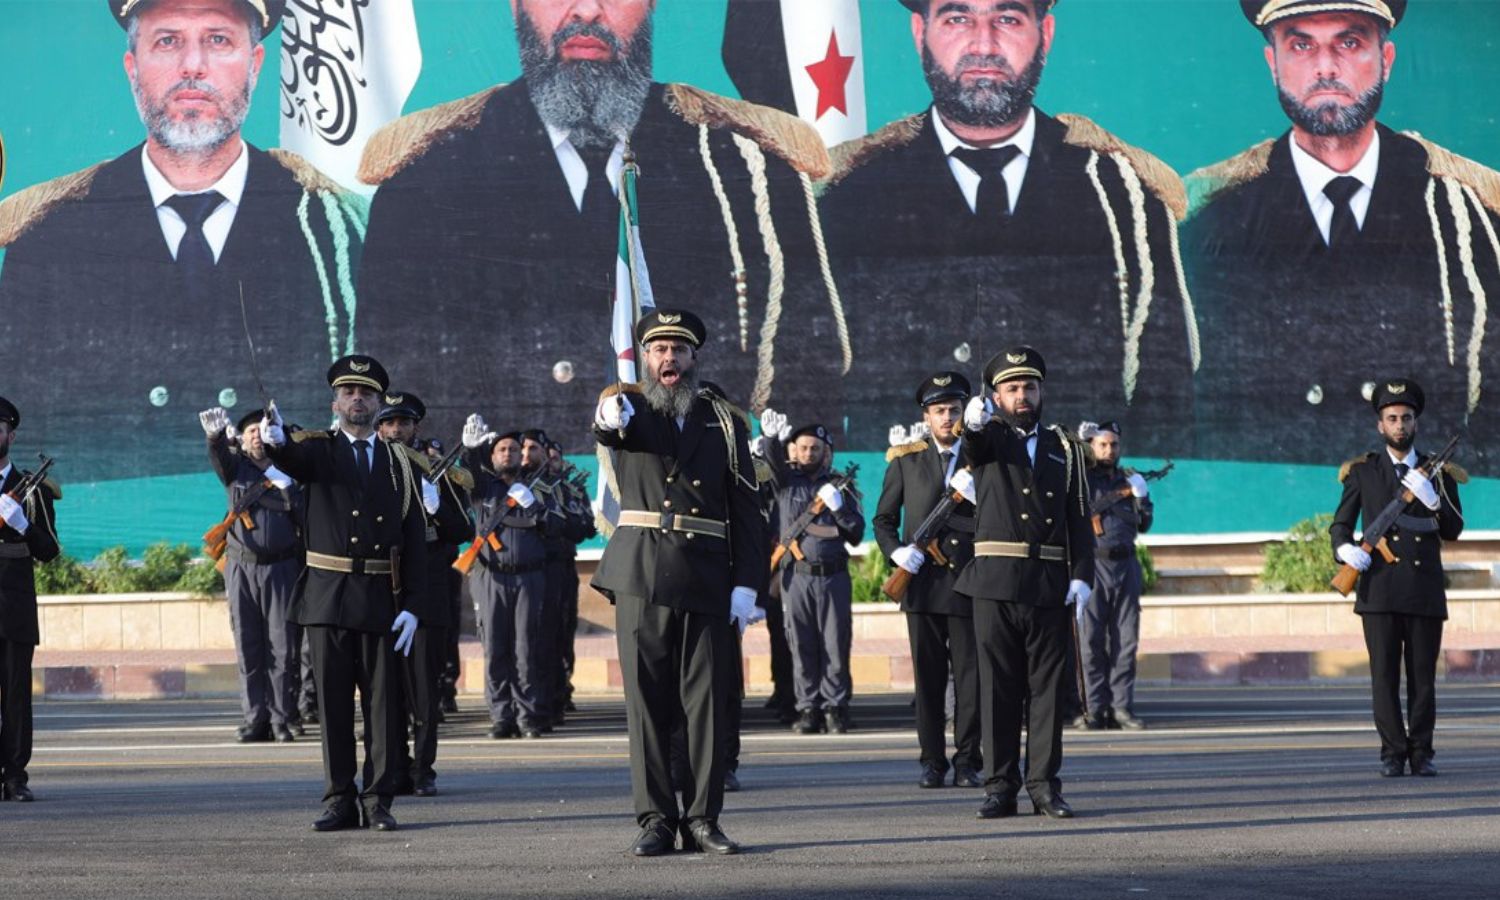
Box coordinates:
[0,0,1497,555]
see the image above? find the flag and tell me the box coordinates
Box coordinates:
[279,0,422,194]
[723,0,867,146]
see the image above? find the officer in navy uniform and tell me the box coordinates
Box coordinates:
[0,397,61,802]
[375,391,473,796]
[260,355,429,832]
[1330,378,1464,777]
[874,372,983,789]
[958,346,1094,820]
[592,309,765,856]
[200,405,305,744]
[458,424,554,740]
[758,418,866,735]
[1076,420,1152,731]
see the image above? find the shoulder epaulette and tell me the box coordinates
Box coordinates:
[826,112,927,188]
[1403,132,1500,217]
[265,148,347,196]
[753,457,774,486]
[1338,452,1377,483]
[292,430,333,443]
[1185,138,1276,217]
[41,477,62,501]
[699,382,752,428]
[664,83,831,180]
[357,85,507,187]
[0,161,108,248]
[1057,114,1187,220]
[599,381,645,402]
[1445,463,1470,485]
[885,439,930,463]
[445,466,475,492]
[393,442,433,474]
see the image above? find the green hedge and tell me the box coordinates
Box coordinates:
[34,542,224,597]
[1260,515,1339,593]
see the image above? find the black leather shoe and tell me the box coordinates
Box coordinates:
[953,766,983,788]
[363,805,399,831]
[2,783,35,802]
[1410,757,1437,777]
[723,769,742,793]
[976,794,1018,819]
[236,723,272,743]
[521,725,544,739]
[919,763,946,789]
[792,709,824,735]
[630,821,677,857]
[1380,758,1405,777]
[311,802,361,832]
[440,696,459,715]
[1112,708,1147,731]
[291,718,307,737]
[826,707,852,734]
[565,699,578,713]
[490,721,519,739]
[299,707,319,725]
[273,723,296,743]
[413,776,438,797]
[1032,794,1075,819]
[682,821,740,855]
[1066,713,1090,730]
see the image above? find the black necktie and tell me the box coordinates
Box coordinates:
[162,191,225,294]
[1394,462,1410,482]
[576,143,616,247]
[352,439,370,487]
[951,145,1023,221]
[1323,175,1362,249]
[939,449,954,475]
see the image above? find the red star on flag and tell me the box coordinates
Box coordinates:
[804,30,855,120]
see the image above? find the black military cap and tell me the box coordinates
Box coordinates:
[0,397,19,428]
[788,423,833,446]
[1097,420,1122,437]
[916,371,972,407]
[900,0,1058,13]
[494,430,524,446]
[235,409,267,433]
[545,439,564,454]
[376,390,426,424]
[1371,378,1424,416]
[982,346,1046,387]
[636,308,707,349]
[1241,0,1404,29]
[327,354,388,393]
[520,429,550,446]
[109,0,285,34]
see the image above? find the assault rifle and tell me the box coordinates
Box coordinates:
[1090,461,1173,536]
[769,463,860,573]
[453,475,543,576]
[6,454,54,507]
[880,468,970,603]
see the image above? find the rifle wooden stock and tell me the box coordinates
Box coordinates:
[881,566,913,602]
[204,538,228,562]
[453,539,484,575]
[769,543,788,573]
[1091,514,1105,537]
[202,516,233,552]
[1330,538,1397,596]
[770,496,830,572]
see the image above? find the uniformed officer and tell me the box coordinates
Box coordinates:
[755,463,797,726]
[592,308,765,856]
[759,416,866,735]
[522,428,568,731]
[959,346,1094,820]
[200,405,305,744]
[542,439,597,724]
[1330,378,1464,777]
[458,422,553,740]
[375,391,472,796]
[260,355,429,832]
[0,397,61,802]
[874,372,983,789]
[1076,420,1152,731]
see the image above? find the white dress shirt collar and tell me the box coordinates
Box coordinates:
[1288,129,1380,244]
[1386,446,1418,469]
[932,107,1036,215]
[0,463,11,483]
[141,140,249,262]
[543,122,625,213]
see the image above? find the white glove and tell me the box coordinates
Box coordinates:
[948,468,976,504]
[910,421,931,441]
[892,544,925,574]
[1126,472,1149,499]
[259,401,285,447]
[199,406,230,437]
[964,395,992,431]
[462,413,496,449]
[888,424,908,448]
[1402,469,1440,511]
[263,464,295,490]
[1337,543,1371,572]
[421,477,441,514]
[0,495,29,534]
[751,435,769,458]
[817,482,844,512]
[391,611,419,657]
[729,586,763,634]
[595,394,634,431]
[1067,579,1092,621]
[507,482,537,508]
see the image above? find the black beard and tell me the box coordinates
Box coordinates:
[923,45,1046,129]
[1000,404,1041,433]
[342,408,373,428]
[518,8,653,150]
[643,366,700,419]
[1385,431,1415,453]
[1278,78,1384,137]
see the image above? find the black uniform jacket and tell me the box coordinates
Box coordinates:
[1329,450,1463,619]
[956,423,1094,606]
[267,430,429,632]
[0,465,61,646]
[207,432,304,559]
[591,386,765,614]
[873,438,976,617]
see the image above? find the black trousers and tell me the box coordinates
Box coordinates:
[398,626,444,783]
[973,600,1069,800]
[306,625,404,808]
[616,594,732,829]
[907,611,981,772]
[555,556,580,714]
[760,590,794,708]
[1361,612,1444,763]
[224,557,301,728]
[0,637,34,788]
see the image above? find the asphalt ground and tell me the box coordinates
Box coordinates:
[3,685,1499,899]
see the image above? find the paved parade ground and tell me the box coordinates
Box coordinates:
[4,686,1499,899]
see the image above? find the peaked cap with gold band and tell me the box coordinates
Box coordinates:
[636,308,707,349]
[1240,0,1405,29]
[916,371,972,407]
[376,390,426,424]
[327,354,389,393]
[1371,378,1425,417]
[983,346,1047,387]
[109,0,285,33]
[0,396,19,428]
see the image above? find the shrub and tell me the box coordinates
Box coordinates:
[1136,543,1159,594]
[851,546,892,604]
[137,542,194,591]
[87,546,144,594]
[1261,514,1339,593]
[35,554,90,595]
[174,557,226,596]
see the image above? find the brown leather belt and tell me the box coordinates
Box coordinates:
[974,541,1066,562]
[305,551,394,575]
[617,510,728,540]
